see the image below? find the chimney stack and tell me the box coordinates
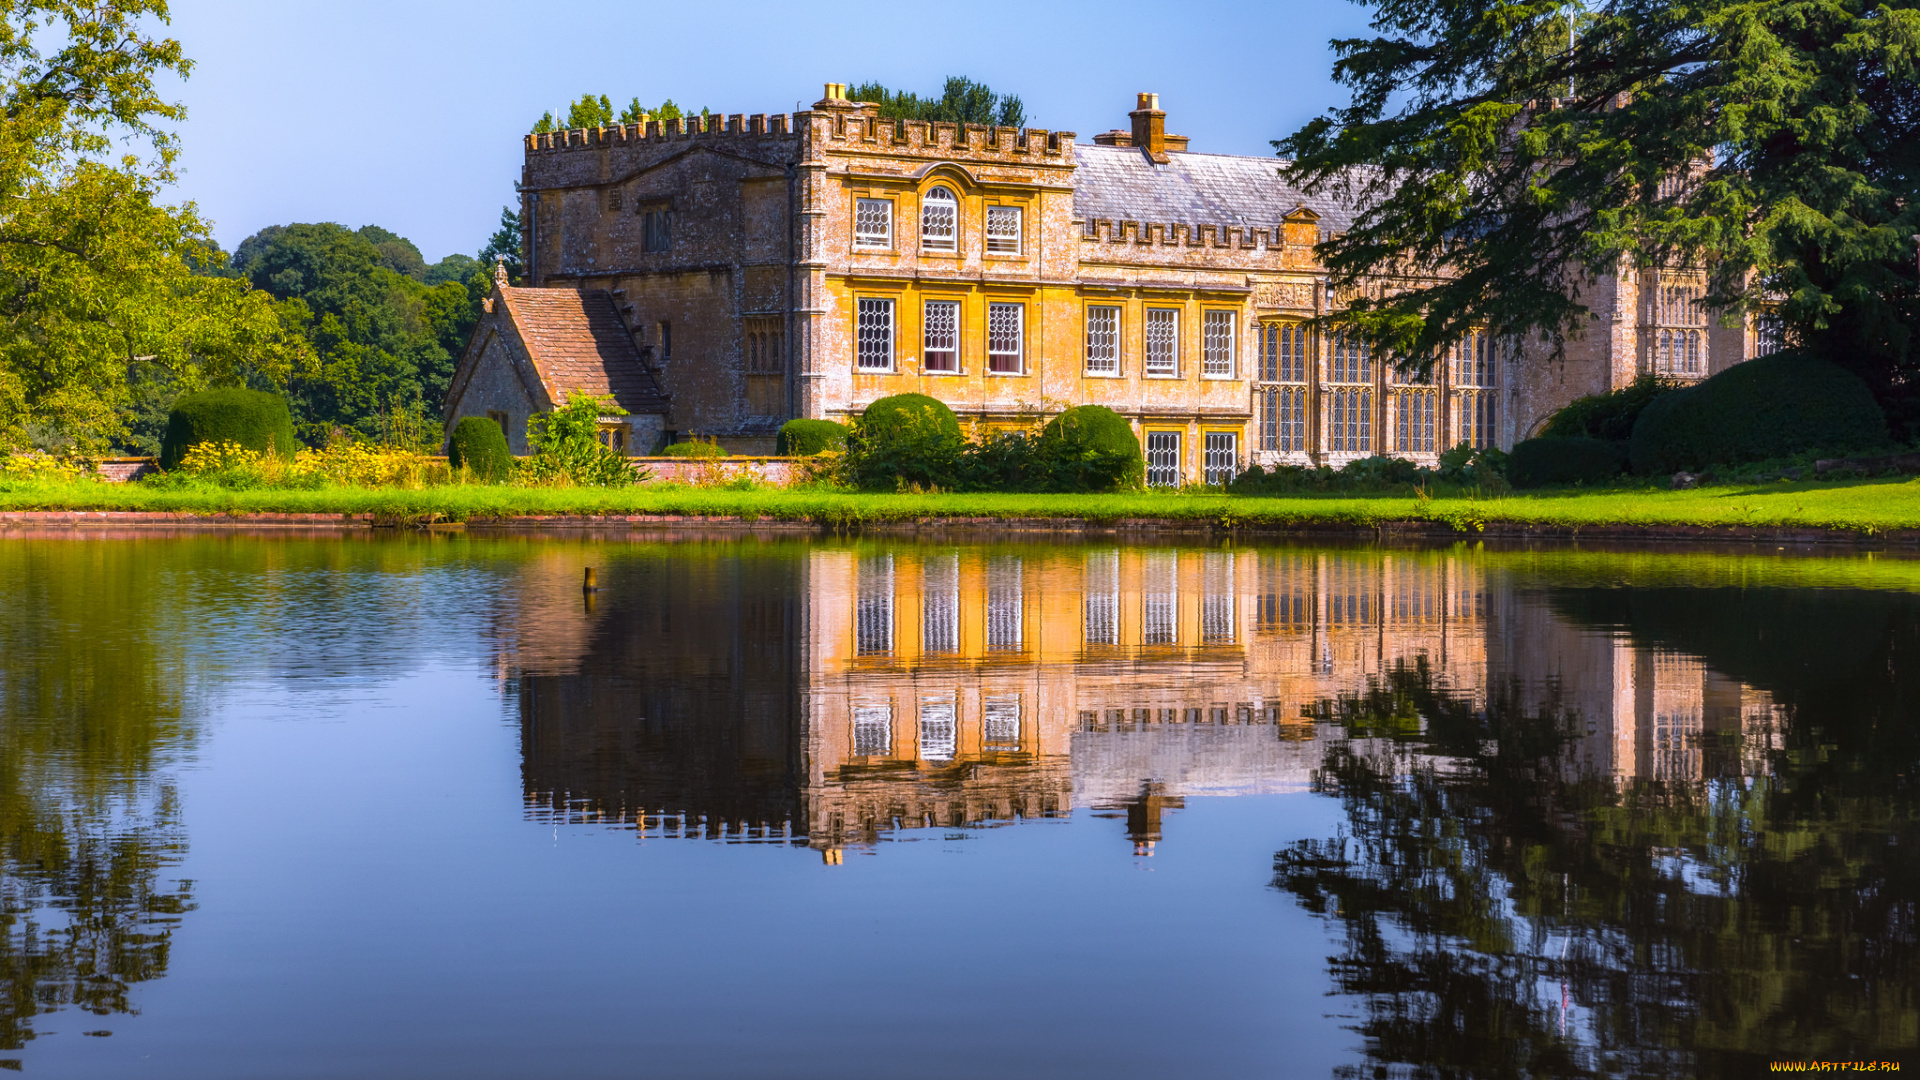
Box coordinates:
[1130,92,1168,164]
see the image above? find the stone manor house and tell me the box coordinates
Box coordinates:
[444,84,1779,483]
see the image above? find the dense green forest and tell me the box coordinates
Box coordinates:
[109,222,504,456]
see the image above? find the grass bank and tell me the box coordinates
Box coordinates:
[6,476,1920,535]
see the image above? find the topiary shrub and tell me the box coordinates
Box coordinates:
[160,387,297,470]
[1628,352,1889,475]
[1541,375,1681,442]
[776,418,848,456]
[846,393,964,490]
[447,416,512,482]
[661,437,725,458]
[1507,436,1628,488]
[1039,405,1143,491]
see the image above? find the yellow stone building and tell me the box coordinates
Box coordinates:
[448,84,1784,482]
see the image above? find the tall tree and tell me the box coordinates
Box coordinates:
[232,222,480,441]
[1278,0,1920,431]
[0,0,310,452]
[847,76,1025,128]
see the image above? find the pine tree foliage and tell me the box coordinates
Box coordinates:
[1279,0,1920,426]
[846,76,1025,128]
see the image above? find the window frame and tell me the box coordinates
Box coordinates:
[920,186,958,253]
[986,301,1025,375]
[855,296,896,372]
[853,197,894,249]
[1202,310,1237,379]
[639,201,673,253]
[1144,429,1183,487]
[1203,430,1239,486]
[1144,308,1180,378]
[984,204,1023,256]
[921,298,961,374]
[1395,387,1437,454]
[1328,386,1374,454]
[1084,304,1121,376]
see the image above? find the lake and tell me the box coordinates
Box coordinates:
[0,532,1914,1078]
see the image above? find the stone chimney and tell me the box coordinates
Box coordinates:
[1130,92,1168,163]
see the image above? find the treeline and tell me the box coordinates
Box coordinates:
[845,77,1024,129]
[529,77,1024,134]
[532,93,709,134]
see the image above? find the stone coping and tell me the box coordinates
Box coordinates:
[1,509,1917,548]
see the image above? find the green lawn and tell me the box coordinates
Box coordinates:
[5,476,1920,533]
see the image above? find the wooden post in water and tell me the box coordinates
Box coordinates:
[583,567,597,592]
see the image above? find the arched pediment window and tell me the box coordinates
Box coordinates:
[921,186,957,251]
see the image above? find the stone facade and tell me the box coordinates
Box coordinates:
[515,85,1779,479]
[443,269,668,455]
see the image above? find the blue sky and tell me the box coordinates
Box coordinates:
[163,0,1375,263]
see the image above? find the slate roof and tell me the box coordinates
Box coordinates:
[496,287,668,416]
[1071,144,1368,234]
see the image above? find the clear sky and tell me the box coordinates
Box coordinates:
[162,0,1375,263]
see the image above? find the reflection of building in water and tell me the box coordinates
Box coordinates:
[802,546,1492,851]
[511,544,1781,856]
[1493,592,1784,785]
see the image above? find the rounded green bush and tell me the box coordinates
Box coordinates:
[848,394,964,489]
[776,418,848,456]
[160,387,297,470]
[1628,353,1888,475]
[1507,436,1628,488]
[858,393,960,442]
[447,416,513,482]
[661,439,726,458]
[1039,405,1143,491]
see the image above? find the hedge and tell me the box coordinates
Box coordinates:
[447,416,513,482]
[847,394,964,489]
[1039,405,1143,491]
[1507,436,1628,488]
[160,387,297,470]
[661,438,726,458]
[1629,353,1888,475]
[1541,375,1679,442]
[776,418,848,455]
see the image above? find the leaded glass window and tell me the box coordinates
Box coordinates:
[985,205,1021,254]
[922,299,959,372]
[1203,310,1235,377]
[1145,309,1179,376]
[920,186,957,251]
[987,303,1023,373]
[1145,431,1181,487]
[854,198,891,247]
[1204,431,1238,486]
[856,298,893,371]
[1085,305,1119,375]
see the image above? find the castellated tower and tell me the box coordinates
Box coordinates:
[441,84,1776,473]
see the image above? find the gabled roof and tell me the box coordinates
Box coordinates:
[494,286,668,416]
[1071,144,1366,234]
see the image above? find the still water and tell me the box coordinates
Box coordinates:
[0,533,1914,1078]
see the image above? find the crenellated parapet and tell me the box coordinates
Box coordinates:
[1081,218,1284,250]
[811,104,1075,168]
[525,112,800,155]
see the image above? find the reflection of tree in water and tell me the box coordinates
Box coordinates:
[0,543,201,1051]
[1276,587,1920,1078]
